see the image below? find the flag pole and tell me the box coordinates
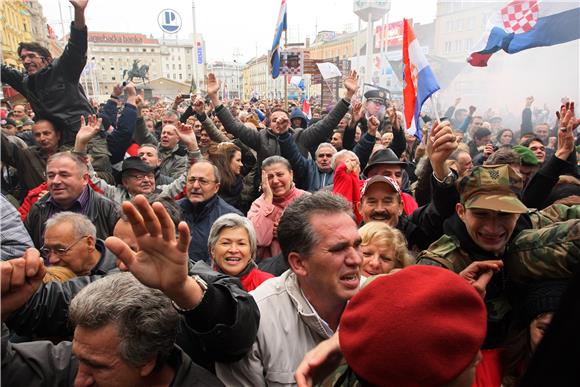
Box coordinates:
[284,29,288,111]
[430,94,441,123]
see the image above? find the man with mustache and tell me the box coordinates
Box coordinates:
[358,121,461,251]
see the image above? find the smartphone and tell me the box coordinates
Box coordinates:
[181,94,191,99]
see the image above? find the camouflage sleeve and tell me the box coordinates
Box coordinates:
[530,204,580,228]
[506,219,580,283]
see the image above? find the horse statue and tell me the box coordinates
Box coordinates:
[122,60,150,83]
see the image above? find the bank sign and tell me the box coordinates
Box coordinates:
[158,9,182,34]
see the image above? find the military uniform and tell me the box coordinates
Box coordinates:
[416,165,580,347]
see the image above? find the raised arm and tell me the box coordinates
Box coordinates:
[295,71,358,152]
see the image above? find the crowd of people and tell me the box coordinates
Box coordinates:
[1,1,580,386]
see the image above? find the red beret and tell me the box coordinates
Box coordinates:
[339,266,487,386]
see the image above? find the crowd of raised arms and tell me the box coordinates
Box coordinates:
[1,1,580,386]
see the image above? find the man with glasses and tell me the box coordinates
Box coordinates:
[42,212,117,277]
[179,160,242,264]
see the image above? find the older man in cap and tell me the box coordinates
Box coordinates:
[363,148,419,214]
[417,164,580,348]
[87,156,191,204]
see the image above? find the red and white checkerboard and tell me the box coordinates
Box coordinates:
[501,0,539,33]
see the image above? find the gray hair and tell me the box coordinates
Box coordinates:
[139,143,159,152]
[69,272,179,367]
[46,151,88,176]
[190,159,221,184]
[208,213,257,259]
[45,211,96,239]
[315,142,337,157]
[278,191,353,262]
[331,149,358,170]
[162,110,179,120]
[262,155,291,171]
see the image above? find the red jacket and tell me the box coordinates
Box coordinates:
[240,268,274,292]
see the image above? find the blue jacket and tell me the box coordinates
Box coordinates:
[179,195,242,264]
[278,132,333,192]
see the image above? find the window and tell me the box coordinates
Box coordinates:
[444,41,452,54]
[187,65,191,70]
[172,74,176,80]
[126,48,130,52]
[179,74,182,80]
[151,48,155,52]
[112,76,116,81]
[172,64,176,70]
[178,64,182,70]
[143,48,146,52]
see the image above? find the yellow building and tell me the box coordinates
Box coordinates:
[1,0,34,70]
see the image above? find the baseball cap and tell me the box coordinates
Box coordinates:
[339,266,486,387]
[360,175,400,197]
[458,164,528,213]
[121,156,155,174]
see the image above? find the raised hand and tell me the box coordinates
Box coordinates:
[206,73,220,97]
[105,195,203,309]
[75,114,102,152]
[112,83,124,98]
[1,249,46,322]
[427,120,457,181]
[468,105,476,115]
[173,94,185,110]
[343,70,359,100]
[176,122,198,150]
[69,0,88,9]
[555,101,579,160]
[271,115,290,135]
[351,101,365,124]
[388,107,401,131]
[192,97,205,114]
[526,96,534,107]
[367,115,380,137]
[454,97,461,106]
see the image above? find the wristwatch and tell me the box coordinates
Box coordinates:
[433,170,456,186]
[171,275,208,313]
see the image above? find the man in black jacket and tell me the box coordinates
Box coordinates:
[24,151,121,248]
[1,0,112,177]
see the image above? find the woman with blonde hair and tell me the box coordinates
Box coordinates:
[358,222,413,277]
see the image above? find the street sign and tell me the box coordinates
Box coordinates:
[158,9,182,34]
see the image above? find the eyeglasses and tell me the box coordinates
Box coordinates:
[41,236,88,257]
[187,176,216,186]
[126,173,154,182]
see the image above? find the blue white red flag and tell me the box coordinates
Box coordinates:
[402,19,440,140]
[469,0,580,67]
[270,0,287,79]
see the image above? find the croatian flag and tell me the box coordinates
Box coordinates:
[469,0,580,67]
[270,0,287,79]
[402,19,440,140]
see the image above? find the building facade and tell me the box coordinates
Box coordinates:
[1,0,34,70]
[207,61,241,100]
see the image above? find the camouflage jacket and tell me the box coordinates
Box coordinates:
[416,204,580,347]
[416,204,580,274]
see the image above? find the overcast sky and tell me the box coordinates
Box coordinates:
[38,0,437,63]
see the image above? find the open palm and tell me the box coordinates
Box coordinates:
[105,196,191,294]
